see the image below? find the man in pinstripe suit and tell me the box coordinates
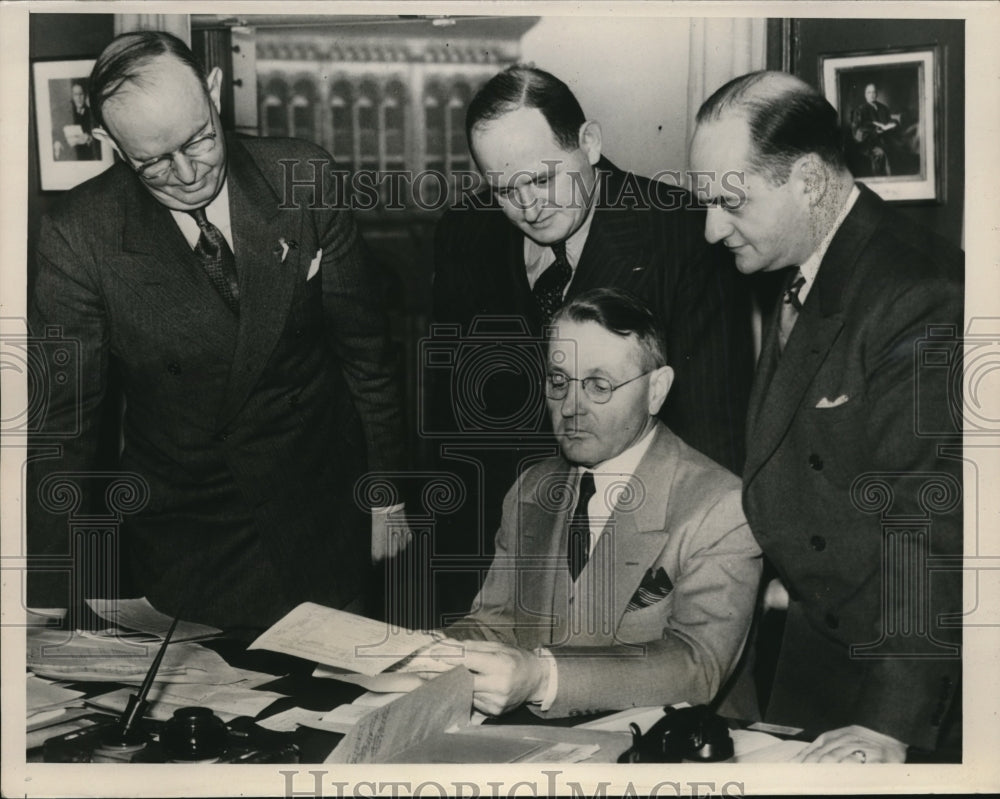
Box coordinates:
[27,32,407,631]
[428,66,754,618]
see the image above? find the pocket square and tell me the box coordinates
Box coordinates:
[815,394,850,408]
[306,249,322,281]
[625,566,673,612]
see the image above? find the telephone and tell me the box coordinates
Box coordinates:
[617,704,734,763]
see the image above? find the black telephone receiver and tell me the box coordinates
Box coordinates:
[617,704,734,763]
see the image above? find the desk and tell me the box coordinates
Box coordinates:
[30,633,945,764]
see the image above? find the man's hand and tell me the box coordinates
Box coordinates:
[371,505,413,563]
[793,724,907,763]
[422,639,548,716]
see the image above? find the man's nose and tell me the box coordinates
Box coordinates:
[560,382,584,417]
[704,205,732,244]
[171,152,198,184]
[518,188,542,223]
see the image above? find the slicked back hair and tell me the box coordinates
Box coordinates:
[89,31,209,129]
[696,70,847,184]
[466,65,586,153]
[552,288,667,372]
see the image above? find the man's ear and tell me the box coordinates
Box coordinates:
[207,66,224,113]
[647,365,674,416]
[578,120,602,166]
[91,127,121,158]
[795,153,829,207]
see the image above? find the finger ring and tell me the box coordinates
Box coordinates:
[851,749,867,764]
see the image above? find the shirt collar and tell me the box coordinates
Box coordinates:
[524,172,601,285]
[579,423,657,482]
[170,180,233,252]
[796,184,859,305]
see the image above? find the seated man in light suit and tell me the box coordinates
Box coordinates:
[424,288,762,718]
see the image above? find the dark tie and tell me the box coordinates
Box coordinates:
[533,241,572,322]
[188,207,240,315]
[568,470,596,581]
[778,268,806,351]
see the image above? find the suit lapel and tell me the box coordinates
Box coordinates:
[217,138,304,426]
[571,425,678,645]
[744,185,879,485]
[520,464,574,647]
[570,166,651,299]
[114,166,238,354]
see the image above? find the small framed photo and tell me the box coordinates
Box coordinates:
[819,46,941,202]
[32,59,115,191]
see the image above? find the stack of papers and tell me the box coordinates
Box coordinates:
[85,598,222,642]
[87,681,285,723]
[27,630,247,684]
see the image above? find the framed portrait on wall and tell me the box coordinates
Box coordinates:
[32,59,115,191]
[820,46,941,202]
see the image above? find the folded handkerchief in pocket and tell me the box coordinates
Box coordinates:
[815,394,850,409]
[307,249,322,281]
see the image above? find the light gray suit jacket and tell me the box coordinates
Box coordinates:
[449,423,762,718]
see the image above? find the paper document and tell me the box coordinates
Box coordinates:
[26,675,85,713]
[574,704,683,733]
[326,665,473,763]
[312,664,424,693]
[28,630,245,684]
[250,602,437,676]
[732,729,809,762]
[87,680,283,723]
[86,598,222,641]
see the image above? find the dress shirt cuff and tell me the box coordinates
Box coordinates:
[528,647,558,711]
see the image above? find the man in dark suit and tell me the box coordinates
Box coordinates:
[429,66,753,619]
[27,32,408,631]
[423,289,761,719]
[850,82,899,177]
[690,71,963,762]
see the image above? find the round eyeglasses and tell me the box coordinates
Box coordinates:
[544,370,653,404]
[130,122,218,182]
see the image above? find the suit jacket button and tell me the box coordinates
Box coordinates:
[810,535,826,551]
[216,432,229,442]
[825,613,839,629]
[166,361,181,375]
[808,453,823,470]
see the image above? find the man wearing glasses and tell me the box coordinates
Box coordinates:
[27,32,407,631]
[434,288,761,719]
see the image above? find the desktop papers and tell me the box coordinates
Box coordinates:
[249,602,438,676]
[85,597,222,641]
[326,665,474,763]
[27,629,245,684]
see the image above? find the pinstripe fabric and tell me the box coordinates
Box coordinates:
[433,158,755,473]
[27,135,405,629]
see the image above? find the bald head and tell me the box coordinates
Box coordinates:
[695,70,848,185]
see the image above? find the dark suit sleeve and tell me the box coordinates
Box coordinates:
[659,211,754,473]
[314,159,405,479]
[26,211,111,608]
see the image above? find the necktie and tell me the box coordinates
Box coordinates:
[533,241,572,322]
[568,470,596,581]
[188,207,240,315]
[778,269,806,351]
